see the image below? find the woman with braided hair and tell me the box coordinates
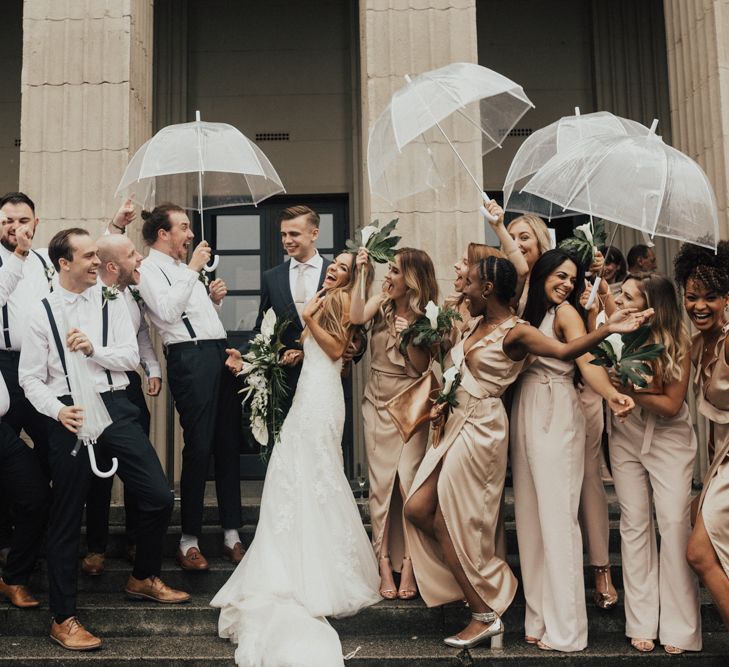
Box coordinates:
[674,240,729,631]
[403,255,651,651]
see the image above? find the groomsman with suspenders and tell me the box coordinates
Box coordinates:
[19,228,188,651]
[133,204,243,571]
[0,221,48,609]
[0,192,54,565]
[80,234,164,575]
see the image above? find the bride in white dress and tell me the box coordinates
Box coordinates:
[211,253,380,667]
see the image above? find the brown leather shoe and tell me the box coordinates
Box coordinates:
[81,552,105,576]
[50,616,102,651]
[176,546,209,571]
[0,578,40,608]
[125,575,190,604]
[223,542,246,564]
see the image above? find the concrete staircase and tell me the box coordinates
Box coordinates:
[1,488,728,665]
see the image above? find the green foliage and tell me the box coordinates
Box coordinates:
[345,219,401,264]
[558,219,607,267]
[589,325,665,388]
[398,307,462,362]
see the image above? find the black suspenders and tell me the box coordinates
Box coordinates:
[1,250,53,349]
[42,296,114,395]
[156,265,198,339]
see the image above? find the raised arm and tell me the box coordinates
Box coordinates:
[349,247,385,325]
[485,200,529,298]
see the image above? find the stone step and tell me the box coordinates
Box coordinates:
[95,519,628,559]
[28,555,630,595]
[1,632,728,665]
[2,591,723,638]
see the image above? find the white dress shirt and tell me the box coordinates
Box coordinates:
[122,287,162,378]
[0,372,9,417]
[137,248,226,346]
[0,244,54,351]
[19,283,139,421]
[288,252,324,307]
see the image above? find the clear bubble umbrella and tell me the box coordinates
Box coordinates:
[521,119,720,250]
[116,111,286,270]
[367,62,533,220]
[504,109,650,220]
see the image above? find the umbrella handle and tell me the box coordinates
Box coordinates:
[87,442,118,479]
[204,255,220,272]
[585,276,602,311]
[480,192,499,223]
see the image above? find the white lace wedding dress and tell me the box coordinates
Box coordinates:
[211,336,381,667]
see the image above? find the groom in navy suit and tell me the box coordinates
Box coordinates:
[252,205,330,414]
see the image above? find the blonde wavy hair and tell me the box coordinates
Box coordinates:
[376,247,438,329]
[506,214,552,258]
[624,272,689,385]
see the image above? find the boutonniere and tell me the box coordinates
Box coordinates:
[129,287,144,308]
[102,285,120,307]
[198,271,209,286]
[44,264,56,287]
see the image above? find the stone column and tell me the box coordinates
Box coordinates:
[20,0,154,248]
[19,0,159,483]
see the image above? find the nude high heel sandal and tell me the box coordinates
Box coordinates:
[378,556,397,600]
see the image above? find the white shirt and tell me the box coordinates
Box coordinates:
[122,286,162,379]
[19,283,139,421]
[138,248,226,346]
[288,252,323,305]
[0,244,54,351]
[0,373,9,417]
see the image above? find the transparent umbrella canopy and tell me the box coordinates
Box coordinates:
[116,111,285,268]
[367,62,533,214]
[522,120,720,250]
[503,109,649,220]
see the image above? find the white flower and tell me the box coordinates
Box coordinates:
[360,225,379,247]
[425,300,440,330]
[251,415,269,447]
[260,308,277,339]
[442,366,460,395]
[605,332,624,361]
[575,222,594,247]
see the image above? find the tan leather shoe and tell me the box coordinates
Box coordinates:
[176,546,209,571]
[50,617,102,651]
[81,552,105,576]
[125,575,190,604]
[0,578,40,608]
[223,542,246,564]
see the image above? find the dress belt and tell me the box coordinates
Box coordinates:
[640,409,657,455]
[521,373,573,432]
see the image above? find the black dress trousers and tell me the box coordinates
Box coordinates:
[84,371,150,553]
[46,392,173,618]
[165,339,242,537]
[0,422,48,585]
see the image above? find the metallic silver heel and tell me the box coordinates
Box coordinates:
[443,611,504,649]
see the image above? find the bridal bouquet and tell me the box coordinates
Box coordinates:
[430,366,461,446]
[559,219,607,266]
[399,301,462,367]
[238,308,290,459]
[589,325,665,388]
[346,218,401,298]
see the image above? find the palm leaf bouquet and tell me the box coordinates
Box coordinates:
[589,325,665,388]
[238,308,290,460]
[346,219,401,298]
[399,300,462,368]
[559,219,607,266]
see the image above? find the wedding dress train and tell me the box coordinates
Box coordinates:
[211,336,380,667]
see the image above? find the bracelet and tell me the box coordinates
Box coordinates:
[111,223,126,234]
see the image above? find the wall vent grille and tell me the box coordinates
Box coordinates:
[508,128,533,138]
[255,132,290,142]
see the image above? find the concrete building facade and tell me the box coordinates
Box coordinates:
[3,0,728,483]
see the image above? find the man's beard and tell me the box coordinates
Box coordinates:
[0,236,15,252]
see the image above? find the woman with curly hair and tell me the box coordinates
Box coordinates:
[591,273,701,654]
[674,240,729,632]
[350,246,438,601]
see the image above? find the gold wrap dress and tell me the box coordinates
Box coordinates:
[404,316,525,614]
[692,323,729,577]
[362,323,430,568]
